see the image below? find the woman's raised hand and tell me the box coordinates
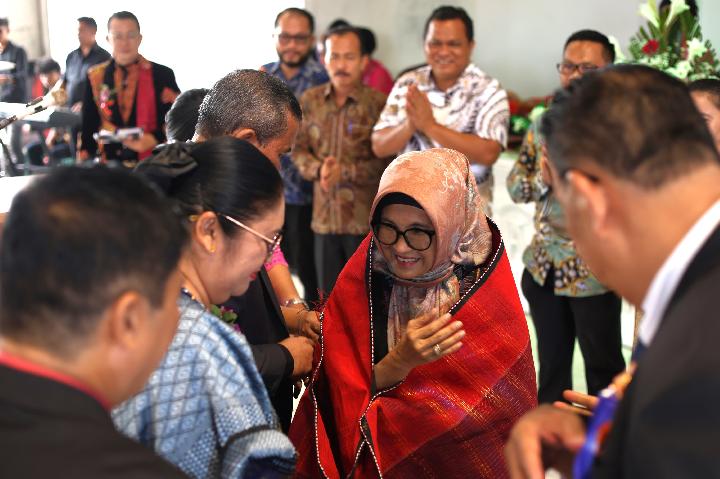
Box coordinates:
[393,310,465,370]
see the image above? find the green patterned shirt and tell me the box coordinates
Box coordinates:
[506,116,610,297]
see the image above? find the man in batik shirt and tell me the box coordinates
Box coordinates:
[507,29,625,404]
[293,26,388,294]
[372,6,508,213]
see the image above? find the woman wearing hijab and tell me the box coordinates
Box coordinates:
[290,148,537,478]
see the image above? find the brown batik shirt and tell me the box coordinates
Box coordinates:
[293,82,388,235]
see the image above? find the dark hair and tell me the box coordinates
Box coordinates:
[0,18,8,29]
[326,26,365,53]
[136,137,284,236]
[540,64,719,189]
[660,0,698,17]
[196,69,302,145]
[689,78,720,109]
[77,16,97,31]
[275,8,315,34]
[36,58,61,75]
[0,167,187,357]
[424,6,473,42]
[564,29,616,64]
[357,27,376,56]
[108,11,140,31]
[327,19,350,31]
[166,88,209,143]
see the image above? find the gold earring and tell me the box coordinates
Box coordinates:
[210,245,216,254]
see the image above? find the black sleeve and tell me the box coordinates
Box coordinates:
[80,75,99,157]
[151,65,180,144]
[249,343,294,394]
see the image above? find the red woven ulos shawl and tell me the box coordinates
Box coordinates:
[290,225,537,478]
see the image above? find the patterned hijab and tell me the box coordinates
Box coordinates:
[369,148,492,347]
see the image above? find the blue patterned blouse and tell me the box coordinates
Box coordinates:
[113,292,296,478]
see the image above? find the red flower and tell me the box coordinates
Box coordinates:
[642,39,660,55]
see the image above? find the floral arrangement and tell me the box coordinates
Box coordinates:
[627,0,718,80]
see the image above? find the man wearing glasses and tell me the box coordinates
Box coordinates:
[372,5,509,213]
[79,11,179,167]
[261,8,329,306]
[506,30,625,404]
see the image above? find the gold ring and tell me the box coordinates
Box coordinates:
[433,344,442,356]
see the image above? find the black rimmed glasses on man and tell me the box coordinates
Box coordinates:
[372,222,435,251]
[556,62,600,75]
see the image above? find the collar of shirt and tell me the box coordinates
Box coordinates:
[322,82,361,103]
[0,350,111,410]
[268,57,324,81]
[418,63,474,95]
[640,198,720,346]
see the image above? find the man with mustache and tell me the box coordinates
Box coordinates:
[262,8,328,304]
[292,26,388,294]
[371,5,509,214]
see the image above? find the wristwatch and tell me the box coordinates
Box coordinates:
[283,297,309,309]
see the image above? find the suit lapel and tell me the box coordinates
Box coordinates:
[663,224,720,322]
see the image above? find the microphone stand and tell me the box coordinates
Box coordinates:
[0,85,67,177]
[0,135,19,177]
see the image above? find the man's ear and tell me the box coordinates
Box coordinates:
[105,290,150,349]
[231,128,259,148]
[566,170,609,234]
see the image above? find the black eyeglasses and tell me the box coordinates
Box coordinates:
[372,222,435,251]
[556,62,600,75]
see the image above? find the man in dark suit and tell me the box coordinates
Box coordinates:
[79,11,179,166]
[0,167,189,478]
[504,64,720,477]
[194,69,316,431]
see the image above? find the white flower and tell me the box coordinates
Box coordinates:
[687,38,707,62]
[667,60,692,79]
[666,0,690,26]
[638,0,659,29]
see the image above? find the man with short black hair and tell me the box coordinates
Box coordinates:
[0,166,189,478]
[0,17,29,167]
[292,26,388,294]
[372,5,509,212]
[507,29,624,404]
[262,7,329,305]
[79,11,179,166]
[505,64,720,478]
[64,17,111,113]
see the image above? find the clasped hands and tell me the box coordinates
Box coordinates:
[404,83,437,134]
[319,156,341,192]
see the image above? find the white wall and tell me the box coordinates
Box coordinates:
[306,0,720,97]
[2,0,47,59]
[8,0,720,97]
[45,0,302,90]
